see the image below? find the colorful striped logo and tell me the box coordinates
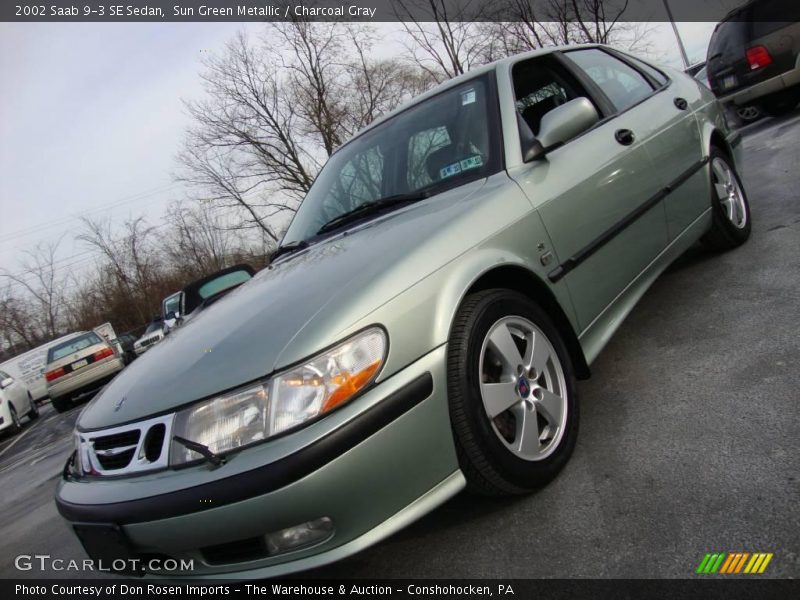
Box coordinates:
[696,552,773,574]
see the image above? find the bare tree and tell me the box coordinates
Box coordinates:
[0,238,70,342]
[393,0,495,82]
[77,216,163,325]
[482,0,654,57]
[163,199,236,276]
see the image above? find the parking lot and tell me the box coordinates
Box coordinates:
[1,110,798,580]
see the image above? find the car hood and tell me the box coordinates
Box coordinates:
[78,179,491,430]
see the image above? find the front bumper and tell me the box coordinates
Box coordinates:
[719,66,800,106]
[55,345,462,578]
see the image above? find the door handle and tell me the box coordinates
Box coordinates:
[614,129,635,146]
[674,97,688,110]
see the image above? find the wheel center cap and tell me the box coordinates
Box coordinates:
[517,376,531,398]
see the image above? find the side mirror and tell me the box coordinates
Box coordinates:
[523,97,600,161]
[0,377,13,390]
[165,311,176,321]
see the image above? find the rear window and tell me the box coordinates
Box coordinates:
[197,270,251,299]
[48,333,102,362]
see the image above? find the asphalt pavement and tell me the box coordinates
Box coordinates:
[1,110,798,579]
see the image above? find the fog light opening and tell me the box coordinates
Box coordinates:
[265,517,334,555]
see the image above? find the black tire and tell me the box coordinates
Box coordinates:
[447,289,579,496]
[27,392,40,420]
[8,406,22,434]
[762,93,798,118]
[701,147,751,252]
[50,395,72,413]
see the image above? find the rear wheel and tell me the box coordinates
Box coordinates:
[8,406,22,434]
[702,147,751,251]
[447,289,579,496]
[50,395,72,413]
[27,392,39,420]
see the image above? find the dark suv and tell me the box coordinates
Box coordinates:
[706,0,800,118]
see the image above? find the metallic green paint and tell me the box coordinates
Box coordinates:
[57,45,738,577]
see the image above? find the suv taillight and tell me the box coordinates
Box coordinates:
[93,346,114,361]
[45,367,65,382]
[746,46,772,70]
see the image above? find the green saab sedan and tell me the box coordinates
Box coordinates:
[56,45,750,577]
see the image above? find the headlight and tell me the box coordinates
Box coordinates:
[170,327,386,466]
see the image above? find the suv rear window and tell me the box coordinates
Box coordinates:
[48,333,103,362]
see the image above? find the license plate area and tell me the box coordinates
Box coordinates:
[73,523,143,576]
[721,75,737,90]
[71,358,88,370]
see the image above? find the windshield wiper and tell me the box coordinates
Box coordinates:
[316,191,430,235]
[173,435,227,467]
[271,239,309,261]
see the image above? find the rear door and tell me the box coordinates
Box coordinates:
[506,50,668,331]
[599,50,707,241]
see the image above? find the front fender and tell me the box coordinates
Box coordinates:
[348,208,580,384]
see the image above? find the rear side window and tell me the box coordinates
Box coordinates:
[624,55,669,87]
[567,48,655,112]
[48,333,103,362]
[749,1,800,39]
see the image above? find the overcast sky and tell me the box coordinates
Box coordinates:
[0,21,716,281]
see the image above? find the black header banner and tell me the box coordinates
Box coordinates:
[3,0,798,23]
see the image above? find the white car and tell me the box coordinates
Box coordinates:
[45,331,125,413]
[132,321,166,356]
[0,368,39,435]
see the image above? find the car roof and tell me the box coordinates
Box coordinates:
[338,44,600,151]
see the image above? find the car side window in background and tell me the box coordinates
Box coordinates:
[567,48,654,112]
[749,0,800,39]
[512,57,595,136]
[624,55,669,86]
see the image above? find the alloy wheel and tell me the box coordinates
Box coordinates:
[711,157,747,229]
[478,316,568,461]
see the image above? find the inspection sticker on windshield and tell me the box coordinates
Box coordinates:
[461,89,476,105]
[460,155,483,170]
[439,155,483,180]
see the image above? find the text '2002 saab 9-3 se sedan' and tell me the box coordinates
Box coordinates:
[56,45,750,577]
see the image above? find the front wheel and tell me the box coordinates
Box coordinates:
[27,392,40,420]
[702,148,751,251]
[447,289,579,496]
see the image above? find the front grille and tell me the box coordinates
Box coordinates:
[79,413,174,477]
[93,430,140,451]
[143,424,165,462]
[96,447,136,470]
[140,335,162,348]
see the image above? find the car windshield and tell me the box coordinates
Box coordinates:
[144,322,163,334]
[197,270,251,300]
[282,74,501,245]
[48,333,102,362]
